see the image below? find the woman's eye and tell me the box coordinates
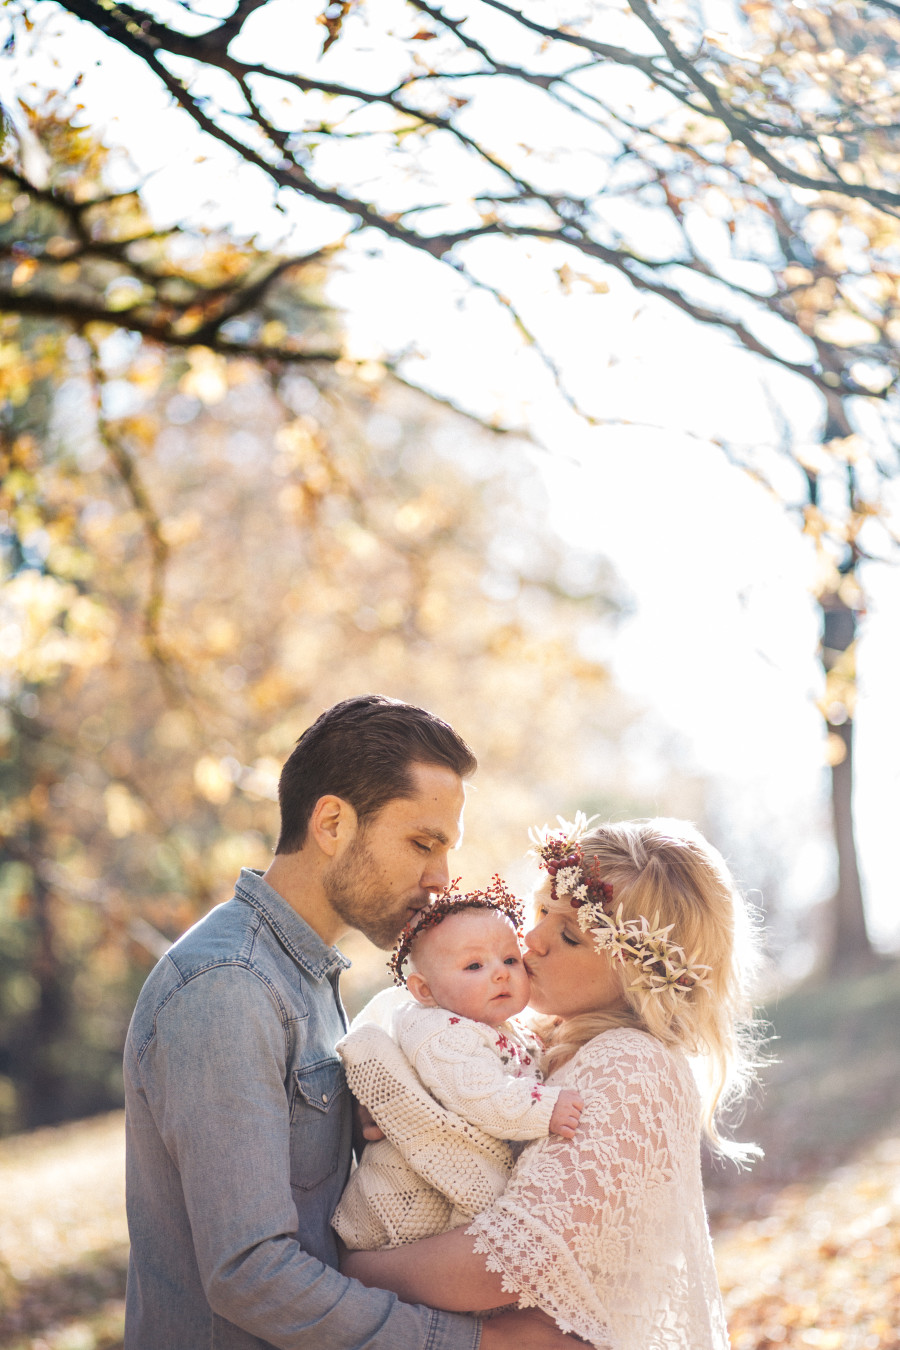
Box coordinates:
[561,931,579,947]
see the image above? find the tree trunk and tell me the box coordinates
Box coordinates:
[20,819,71,1128]
[819,590,877,976]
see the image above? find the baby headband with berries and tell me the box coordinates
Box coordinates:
[529,812,712,997]
[388,876,524,987]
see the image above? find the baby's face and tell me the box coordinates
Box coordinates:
[409,908,530,1026]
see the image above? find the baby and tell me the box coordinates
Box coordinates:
[332,882,584,1250]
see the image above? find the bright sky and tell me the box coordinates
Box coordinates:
[3,1,899,957]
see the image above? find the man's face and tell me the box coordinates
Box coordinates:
[323,762,466,949]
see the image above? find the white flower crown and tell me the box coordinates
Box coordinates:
[529,813,712,998]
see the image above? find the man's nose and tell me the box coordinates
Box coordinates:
[423,851,450,892]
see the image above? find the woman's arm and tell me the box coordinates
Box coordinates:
[341,1226,512,1311]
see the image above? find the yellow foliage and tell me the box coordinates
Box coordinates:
[0,572,114,683]
[247,669,295,711]
[332,519,381,561]
[160,511,203,547]
[801,504,827,540]
[203,617,239,655]
[393,491,448,538]
[11,259,38,288]
[814,312,882,347]
[274,418,323,468]
[824,732,847,767]
[261,320,287,346]
[180,347,229,404]
[104,276,148,311]
[153,709,194,748]
[104,783,147,838]
[193,756,233,805]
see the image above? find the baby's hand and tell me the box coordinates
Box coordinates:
[548,1088,584,1139]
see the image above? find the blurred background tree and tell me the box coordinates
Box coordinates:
[1,108,662,1134]
[3,0,899,977]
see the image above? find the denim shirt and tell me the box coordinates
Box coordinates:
[124,868,482,1350]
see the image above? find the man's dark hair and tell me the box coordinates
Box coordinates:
[275,694,477,853]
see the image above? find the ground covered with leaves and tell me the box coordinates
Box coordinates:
[1,964,899,1349]
[0,1113,127,1349]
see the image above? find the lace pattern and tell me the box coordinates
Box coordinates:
[467,1028,729,1350]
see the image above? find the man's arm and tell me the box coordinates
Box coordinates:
[342,1233,582,1347]
[481,1310,589,1350]
[139,963,479,1350]
[342,1226,510,1310]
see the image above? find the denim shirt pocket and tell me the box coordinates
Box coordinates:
[289,1057,346,1192]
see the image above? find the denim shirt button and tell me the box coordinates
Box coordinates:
[322,1093,328,1103]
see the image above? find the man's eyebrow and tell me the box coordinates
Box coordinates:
[416,826,451,845]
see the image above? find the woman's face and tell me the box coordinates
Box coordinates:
[523,889,626,1021]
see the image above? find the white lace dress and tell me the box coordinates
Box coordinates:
[467,1027,729,1350]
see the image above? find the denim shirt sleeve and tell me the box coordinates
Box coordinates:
[139,963,481,1350]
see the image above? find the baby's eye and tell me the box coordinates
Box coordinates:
[503,955,521,966]
[465,961,482,971]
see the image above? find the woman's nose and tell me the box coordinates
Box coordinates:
[523,922,546,956]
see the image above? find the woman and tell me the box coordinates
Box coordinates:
[341,815,763,1350]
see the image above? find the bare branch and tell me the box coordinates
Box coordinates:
[625,0,900,210]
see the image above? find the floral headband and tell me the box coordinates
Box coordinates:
[529,812,712,997]
[388,876,524,986]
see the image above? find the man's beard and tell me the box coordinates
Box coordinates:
[323,832,427,949]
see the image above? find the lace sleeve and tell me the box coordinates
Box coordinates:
[467,1029,728,1350]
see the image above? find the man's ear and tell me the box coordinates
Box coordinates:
[406,972,437,1007]
[308,795,357,859]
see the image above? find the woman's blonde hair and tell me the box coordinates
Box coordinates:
[532,817,764,1162]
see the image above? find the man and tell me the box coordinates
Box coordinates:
[124,694,572,1350]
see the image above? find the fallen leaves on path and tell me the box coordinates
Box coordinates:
[2,1112,900,1348]
[0,1113,127,1349]
[715,1135,900,1350]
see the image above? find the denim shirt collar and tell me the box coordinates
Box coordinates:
[234,868,351,980]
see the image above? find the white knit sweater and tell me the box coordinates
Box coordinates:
[393,1004,557,1140]
[332,999,559,1250]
